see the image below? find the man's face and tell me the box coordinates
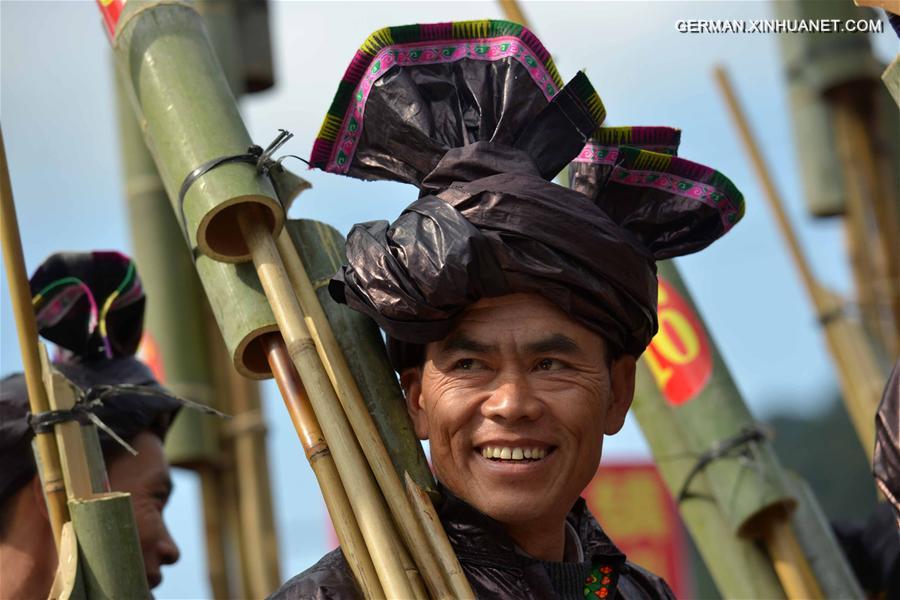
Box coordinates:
[105,431,179,589]
[402,294,636,530]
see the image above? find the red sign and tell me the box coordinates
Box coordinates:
[643,276,712,405]
[582,461,692,598]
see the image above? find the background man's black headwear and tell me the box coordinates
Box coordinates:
[310,20,744,369]
[0,252,181,504]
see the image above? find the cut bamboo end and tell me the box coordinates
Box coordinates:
[47,521,84,600]
[405,474,475,600]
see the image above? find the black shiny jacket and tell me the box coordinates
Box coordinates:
[271,491,676,599]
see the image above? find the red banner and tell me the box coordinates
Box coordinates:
[643,276,712,405]
[582,461,692,598]
[96,0,124,38]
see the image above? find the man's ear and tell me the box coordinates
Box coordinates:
[400,367,429,440]
[604,355,636,435]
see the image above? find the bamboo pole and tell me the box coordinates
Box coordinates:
[197,466,231,598]
[262,333,384,600]
[277,226,455,598]
[284,220,436,498]
[762,516,824,600]
[47,522,86,600]
[405,474,474,600]
[497,0,530,26]
[714,66,883,458]
[0,124,69,546]
[237,205,415,599]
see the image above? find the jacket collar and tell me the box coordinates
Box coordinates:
[436,483,627,568]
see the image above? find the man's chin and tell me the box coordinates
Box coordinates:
[467,486,559,526]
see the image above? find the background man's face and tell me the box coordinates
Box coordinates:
[403,293,635,530]
[105,431,179,589]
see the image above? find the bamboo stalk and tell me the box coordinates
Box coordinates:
[263,333,384,600]
[234,214,415,599]
[198,466,231,599]
[47,521,85,600]
[714,66,882,458]
[830,87,900,352]
[40,347,95,501]
[405,474,474,599]
[227,365,281,596]
[276,227,454,599]
[0,124,69,546]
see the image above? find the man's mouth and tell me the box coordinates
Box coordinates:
[477,445,555,462]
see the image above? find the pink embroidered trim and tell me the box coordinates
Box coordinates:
[327,36,560,173]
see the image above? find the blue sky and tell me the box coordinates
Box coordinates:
[1,1,895,597]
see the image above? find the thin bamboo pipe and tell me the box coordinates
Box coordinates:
[263,333,384,600]
[405,474,474,600]
[0,125,69,546]
[198,466,231,599]
[276,230,457,599]
[763,518,824,600]
[498,0,530,27]
[236,210,414,599]
[714,66,881,458]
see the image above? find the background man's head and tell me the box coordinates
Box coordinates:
[0,357,182,592]
[401,293,636,530]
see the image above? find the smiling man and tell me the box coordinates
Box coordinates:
[273,19,743,600]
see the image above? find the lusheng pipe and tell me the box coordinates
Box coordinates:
[240,209,415,599]
[263,333,384,599]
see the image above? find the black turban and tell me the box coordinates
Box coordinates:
[310,20,744,368]
[1,251,181,504]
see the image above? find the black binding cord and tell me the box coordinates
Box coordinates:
[176,129,297,241]
[676,425,769,503]
[29,383,228,456]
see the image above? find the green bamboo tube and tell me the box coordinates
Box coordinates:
[238,206,417,599]
[651,263,795,534]
[285,219,435,496]
[114,0,283,263]
[771,0,882,218]
[631,363,786,599]
[68,492,149,599]
[116,68,222,465]
[787,473,865,599]
[277,223,451,598]
[195,255,278,378]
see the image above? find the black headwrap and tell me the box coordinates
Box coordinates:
[310,20,744,369]
[0,252,182,505]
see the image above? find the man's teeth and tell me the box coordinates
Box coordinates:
[481,446,547,460]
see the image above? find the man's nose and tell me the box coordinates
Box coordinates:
[481,371,543,422]
[158,523,180,566]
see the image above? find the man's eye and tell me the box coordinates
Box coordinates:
[454,358,479,370]
[535,358,564,371]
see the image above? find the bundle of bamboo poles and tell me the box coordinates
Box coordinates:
[1,126,149,599]
[105,1,473,597]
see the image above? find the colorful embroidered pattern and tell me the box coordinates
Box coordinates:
[573,127,682,165]
[310,20,603,174]
[613,147,745,230]
[584,563,617,598]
